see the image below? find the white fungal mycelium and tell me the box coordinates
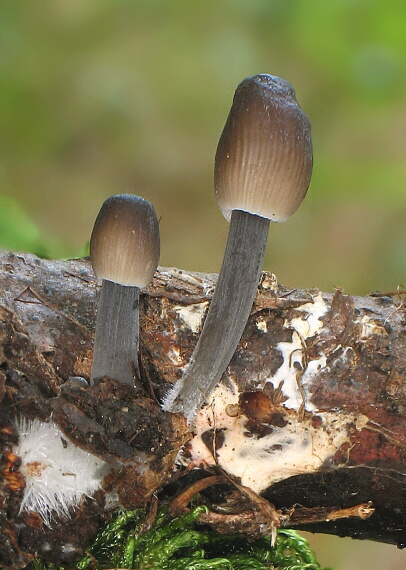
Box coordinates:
[14,417,109,526]
[356,314,388,340]
[184,294,370,494]
[187,381,369,494]
[174,301,209,334]
[167,346,183,365]
[264,293,328,411]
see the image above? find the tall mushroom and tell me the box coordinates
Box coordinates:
[90,194,160,386]
[164,74,313,422]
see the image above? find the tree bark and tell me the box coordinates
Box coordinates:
[0,250,405,567]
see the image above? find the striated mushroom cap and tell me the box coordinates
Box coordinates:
[215,74,313,222]
[90,194,160,287]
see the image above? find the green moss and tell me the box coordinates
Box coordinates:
[29,506,332,569]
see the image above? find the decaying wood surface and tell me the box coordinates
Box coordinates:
[0,250,405,567]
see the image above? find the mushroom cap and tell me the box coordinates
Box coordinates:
[215,74,313,222]
[90,194,160,287]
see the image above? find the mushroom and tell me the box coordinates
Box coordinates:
[90,194,160,386]
[164,74,312,422]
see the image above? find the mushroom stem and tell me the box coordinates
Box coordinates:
[90,279,140,385]
[89,194,160,387]
[164,209,269,420]
[164,74,312,423]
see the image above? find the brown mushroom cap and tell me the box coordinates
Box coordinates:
[215,74,313,222]
[90,194,160,287]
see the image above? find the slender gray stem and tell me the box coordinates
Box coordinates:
[163,209,270,421]
[90,279,140,385]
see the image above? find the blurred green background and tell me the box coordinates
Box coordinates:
[0,0,405,567]
[1,0,405,296]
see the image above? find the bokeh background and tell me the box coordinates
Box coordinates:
[0,1,405,567]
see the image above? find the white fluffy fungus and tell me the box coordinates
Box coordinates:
[15,417,109,526]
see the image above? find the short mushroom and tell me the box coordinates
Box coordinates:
[164,74,312,422]
[90,194,160,386]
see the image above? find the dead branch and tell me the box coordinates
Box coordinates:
[0,251,405,567]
